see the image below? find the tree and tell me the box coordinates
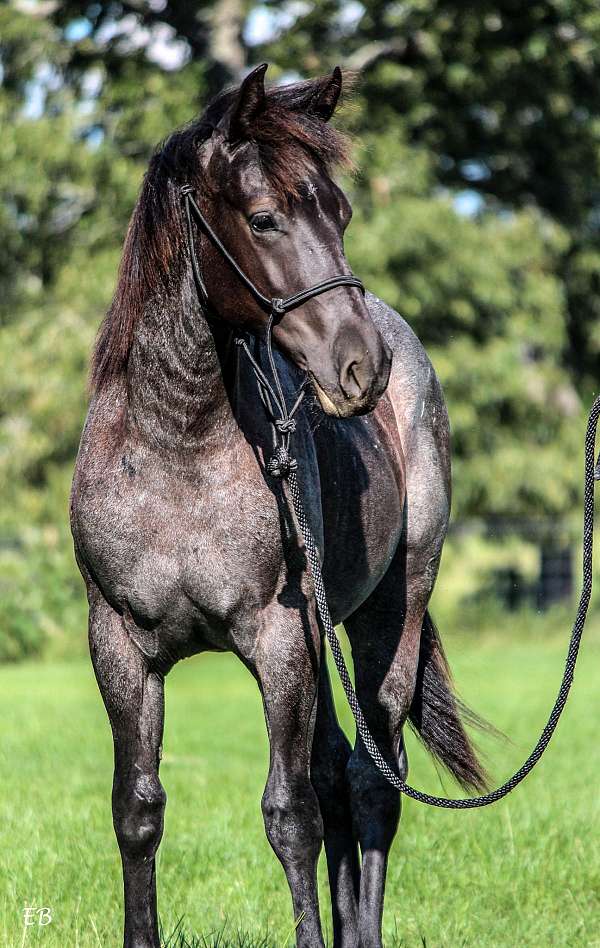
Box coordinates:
[0,1,591,659]
[343,124,581,519]
[260,0,600,387]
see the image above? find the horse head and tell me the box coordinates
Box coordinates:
[189,64,392,418]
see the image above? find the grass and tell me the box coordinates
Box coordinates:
[1,613,599,947]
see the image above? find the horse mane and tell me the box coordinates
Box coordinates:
[90,73,353,392]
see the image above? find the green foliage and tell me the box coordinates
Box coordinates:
[343,127,581,517]
[0,2,595,660]
[262,0,600,384]
[0,524,87,663]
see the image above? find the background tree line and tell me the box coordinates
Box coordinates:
[1,0,599,660]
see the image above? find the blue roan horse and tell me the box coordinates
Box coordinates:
[70,64,486,948]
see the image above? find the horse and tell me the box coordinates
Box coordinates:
[70,64,486,948]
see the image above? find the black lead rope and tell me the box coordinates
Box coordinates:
[182,183,600,808]
[277,386,599,808]
[235,319,308,479]
[303,404,600,806]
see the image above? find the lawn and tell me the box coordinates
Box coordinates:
[1,616,599,947]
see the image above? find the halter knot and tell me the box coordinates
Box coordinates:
[267,446,297,479]
[275,418,296,435]
[180,184,194,196]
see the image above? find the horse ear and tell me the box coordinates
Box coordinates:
[308,66,342,121]
[229,63,268,141]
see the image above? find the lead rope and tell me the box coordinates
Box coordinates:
[241,322,600,807]
[180,183,600,807]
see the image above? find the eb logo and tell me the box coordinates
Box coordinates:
[23,907,52,926]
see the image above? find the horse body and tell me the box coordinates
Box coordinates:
[72,292,440,663]
[71,66,482,948]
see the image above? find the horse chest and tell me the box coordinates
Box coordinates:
[72,446,285,653]
[316,403,406,619]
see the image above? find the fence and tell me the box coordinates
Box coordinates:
[445,517,578,613]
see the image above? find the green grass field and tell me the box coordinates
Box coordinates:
[1,618,599,947]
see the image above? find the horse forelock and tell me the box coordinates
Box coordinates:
[90,74,354,392]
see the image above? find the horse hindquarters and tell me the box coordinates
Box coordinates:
[88,589,166,948]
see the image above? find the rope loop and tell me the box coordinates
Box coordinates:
[179,184,194,196]
[287,397,600,808]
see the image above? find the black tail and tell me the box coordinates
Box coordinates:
[408,611,489,792]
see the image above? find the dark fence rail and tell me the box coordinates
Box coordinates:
[448,518,579,612]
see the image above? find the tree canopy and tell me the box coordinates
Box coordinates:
[0,0,596,658]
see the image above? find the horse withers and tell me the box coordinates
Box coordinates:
[70,64,486,948]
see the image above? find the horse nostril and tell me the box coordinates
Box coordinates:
[340,355,370,400]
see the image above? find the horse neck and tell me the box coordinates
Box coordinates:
[126,274,238,454]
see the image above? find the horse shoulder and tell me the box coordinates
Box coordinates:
[70,388,286,655]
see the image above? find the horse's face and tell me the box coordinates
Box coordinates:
[199,66,392,418]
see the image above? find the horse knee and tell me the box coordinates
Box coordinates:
[380,660,420,729]
[114,772,166,859]
[262,769,323,865]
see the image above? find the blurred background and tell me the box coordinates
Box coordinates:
[1,3,599,946]
[3,0,600,661]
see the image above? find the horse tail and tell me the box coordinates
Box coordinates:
[408,611,489,792]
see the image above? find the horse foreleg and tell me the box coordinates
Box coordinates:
[311,661,360,948]
[251,599,325,948]
[89,591,166,948]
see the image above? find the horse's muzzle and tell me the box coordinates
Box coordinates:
[311,332,392,418]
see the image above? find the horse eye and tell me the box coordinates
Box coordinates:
[250,212,276,233]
